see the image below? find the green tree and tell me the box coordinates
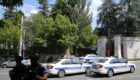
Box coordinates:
[54,14,78,48]
[52,0,93,47]
[97,0,118,37]
[0,20,21,55]
[0,0,23,19]
[31,14,54,45]
[0,0,23,7]
[51,0,67,17]
[119,0,140,36]
[31,14,78,54]
[98,0,140,37]
[4,10,24,26]
[38,0,50,16]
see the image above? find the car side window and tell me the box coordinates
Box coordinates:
[62,60,71,65]
[10,59,15,62]
[118,58,127,63]
[72,59,81,64]
[110,59,119,64]
[88,56,96,58]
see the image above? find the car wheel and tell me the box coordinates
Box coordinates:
[107,69,114,77]
[85,68,91,75]
[2,64,7,68]
[130,66,135,73]
[58,70,65,78]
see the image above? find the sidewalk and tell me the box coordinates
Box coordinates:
[129,60,140,62]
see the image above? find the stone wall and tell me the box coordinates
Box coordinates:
[96,37,107,57]
[122,37,140,59]
[97,36,140,59]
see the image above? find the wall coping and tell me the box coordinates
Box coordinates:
[122,37,140,41]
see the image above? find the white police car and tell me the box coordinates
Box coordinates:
[45,58,91,77]
[80,54,102,63]
[89,57,136,77]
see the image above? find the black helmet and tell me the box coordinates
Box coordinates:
[30,54,40,61]
[15,56,23,62]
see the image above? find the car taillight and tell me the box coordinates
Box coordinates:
[47,65,53,69]
[98,64,103,68]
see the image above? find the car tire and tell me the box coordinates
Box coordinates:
[58,70,65,78]
[107,69,114,77]
[85,68,91,75]
[2,64,7,68]
[130,66,135,73]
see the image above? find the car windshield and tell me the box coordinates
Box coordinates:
[97,59,108,63]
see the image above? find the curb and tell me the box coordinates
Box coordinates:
[129,61,140,62]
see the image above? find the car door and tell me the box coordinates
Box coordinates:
[8,59,16,67]
[71,59,83,73]
[118,58,129,72]
[109,58,122,73]
[61,59,74,74]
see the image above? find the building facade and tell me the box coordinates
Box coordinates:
[97,35,140,59]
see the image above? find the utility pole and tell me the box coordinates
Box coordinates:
[19,16,23,56]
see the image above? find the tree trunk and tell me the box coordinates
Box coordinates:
[64,47,71,58]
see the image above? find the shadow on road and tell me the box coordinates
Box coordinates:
[48,73,84,78]
[85,72,132,78]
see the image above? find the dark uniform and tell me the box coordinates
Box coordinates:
[26,54,47,80]
[9,56,26,80]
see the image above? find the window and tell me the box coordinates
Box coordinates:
[110,59,119,63]
[62,60,71,65]
[72,59,81,64]
[10,59,15,61]
[88,56,96,58]
[118,58,127,63]
[97,59,108,63]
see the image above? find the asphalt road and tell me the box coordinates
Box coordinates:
[0,61,140,80]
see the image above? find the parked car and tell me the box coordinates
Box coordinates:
[88,57,136,77]
[1,58,30,68]
[0,60,3,67]
[44,58,91,78]
[80,54,102,63]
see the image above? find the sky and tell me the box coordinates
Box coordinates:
[0,0,103,30]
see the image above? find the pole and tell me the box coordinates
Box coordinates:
[19,16,23,56]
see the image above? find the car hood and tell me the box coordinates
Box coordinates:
[47,63,56,66]
[92,62,104,65]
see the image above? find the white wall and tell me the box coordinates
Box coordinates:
[97,37,107,57]
[114,35,122,58]
[122,37,140,59]
[97,36,140,59]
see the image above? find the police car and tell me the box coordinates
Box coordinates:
[89,57,136,77]
[80,54,102,63]
[45,58,91,77]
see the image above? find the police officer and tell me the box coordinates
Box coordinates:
[26,54,47,80]
[9,56,26,80]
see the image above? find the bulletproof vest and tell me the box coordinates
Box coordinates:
[26,64,45,80]
[9,63,26,80]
